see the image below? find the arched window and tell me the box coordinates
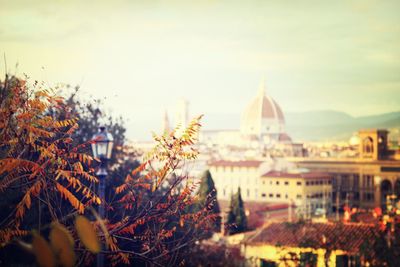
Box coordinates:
[363,137,374,154]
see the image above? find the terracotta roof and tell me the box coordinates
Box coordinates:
[262,171,332,179]
[208,160,264,168]
[219,200,294,229]
[219,200,290,213]
[244,222,377,253]
[244,94,285,122]
[278,133,292,142]
[273,99,285,122]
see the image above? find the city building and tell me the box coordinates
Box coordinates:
[289,129,400,210]
[208,160,269,202]
[199,81,295,157]
[241,222,377,267]
[260,171,332,217]
[240,80,287,142]
[208,159,332,217]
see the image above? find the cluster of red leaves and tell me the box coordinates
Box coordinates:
[0,76,100,246]
[0,76,213,267]
[98,116,216,266]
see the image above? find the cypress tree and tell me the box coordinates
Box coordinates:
[194,170,221,234]
[226,187,247,235]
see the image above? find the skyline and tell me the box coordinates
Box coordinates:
[1,0,400,140]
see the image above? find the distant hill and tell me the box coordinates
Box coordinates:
[285,111,400,142]
[201,110,400,142]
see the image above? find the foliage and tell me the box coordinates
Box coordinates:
[360,200,400,267]
[32,231,56,267]
[50,85,140,201]
[75,215,101,254]
[0,75,100,244]
[0,75,211,266]
[106,116,215,266]
[226,187,247,235]
[16,215,104,267]
[192,170,221,236]
[49,223,76,267]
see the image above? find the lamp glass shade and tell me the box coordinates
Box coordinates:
[91,127,114,160]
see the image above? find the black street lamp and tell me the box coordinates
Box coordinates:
[91,126,113,267]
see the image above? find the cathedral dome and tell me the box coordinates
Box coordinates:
[241,81,285,137]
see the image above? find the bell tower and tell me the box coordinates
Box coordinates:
[358,129,388,160]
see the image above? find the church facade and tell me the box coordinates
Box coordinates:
[199,81,294,157]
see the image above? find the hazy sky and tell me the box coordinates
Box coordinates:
[1,0,400,140]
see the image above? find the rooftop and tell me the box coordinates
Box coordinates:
[218,200,293,229]
[262,171,331,179]
[208,160,264,168]
[243,221,377,253]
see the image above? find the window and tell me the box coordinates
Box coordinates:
[300,252,317,267]
[336,255,361,267]
[276,181,280,185]
[364,192,374,201]
[247,189,250,197]
[269,193,273,198]
[284,181,289,185]
[260,260,277,267]
[363,137,374,154]
[285,194,288,199]
[342,176,349,189]
[363,175,374,188]
[296,194,302,199]
[223,189,226,197]
[276,194,281,198]
[353,174,360,189]
[306,181,310,186]
[297,181,302,186]
[262,193,266,197]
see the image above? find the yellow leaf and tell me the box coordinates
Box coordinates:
[49,223,76,267]
[75,216,101,253]
[32,232,56,267]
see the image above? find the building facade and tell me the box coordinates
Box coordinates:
[260,171,332,216]
[290,129,400,210]
[208,160,268,202]
[209,160,332,217]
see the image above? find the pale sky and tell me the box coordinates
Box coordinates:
[1,0,400,140]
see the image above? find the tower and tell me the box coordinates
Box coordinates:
[162,110,170,133]
[175,98,189,129]
[358,129,388,160]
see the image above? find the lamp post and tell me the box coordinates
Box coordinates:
[91,126,113,267]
